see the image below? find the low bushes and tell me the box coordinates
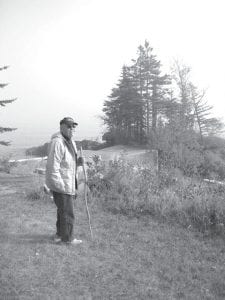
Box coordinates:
[87,155,225,234]
[26,143,49,157]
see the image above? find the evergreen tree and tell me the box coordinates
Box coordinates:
[103,41,171,145]
[102,42,223,153]
[102,65,143,144]
[132,41,171,137]
[0,66,17,146]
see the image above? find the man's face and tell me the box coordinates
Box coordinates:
[60,123,76,139]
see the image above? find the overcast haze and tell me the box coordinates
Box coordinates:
[0,0,225,148]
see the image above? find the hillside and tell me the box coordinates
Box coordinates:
[1,172,225,299]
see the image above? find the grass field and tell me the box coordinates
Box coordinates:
[1,170,225,299]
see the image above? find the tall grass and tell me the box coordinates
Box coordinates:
[87,156,225,234]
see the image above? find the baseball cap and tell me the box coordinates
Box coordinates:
[60,117,78,126]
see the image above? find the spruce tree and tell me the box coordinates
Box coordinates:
[0,66,17,146]
[102,65,143,144]
[132,41,171,137]
[102,41,171,145]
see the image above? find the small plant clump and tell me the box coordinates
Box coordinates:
[0,156,17,173]
[26,185,51,202]
[25,173,51,202]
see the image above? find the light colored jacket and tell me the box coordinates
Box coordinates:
[45,132,80,195]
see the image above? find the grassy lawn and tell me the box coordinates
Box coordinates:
[1,172,225,299]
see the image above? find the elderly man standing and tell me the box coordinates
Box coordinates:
[46,117,84,245]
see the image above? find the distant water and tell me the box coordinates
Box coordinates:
[1,125,101,149]
[0,146,27,159]
[0,133,48,159]
[0,132,100,159]
[0,131,50,149]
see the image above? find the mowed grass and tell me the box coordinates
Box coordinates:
[1,173,225,299]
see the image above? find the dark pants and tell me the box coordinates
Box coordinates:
[52,191,76,242]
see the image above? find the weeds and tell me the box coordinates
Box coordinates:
[0,155,17,173]
[26,187,48,201]
[25,172,50,202]
[20,152,225,234]
[87,155,225,234]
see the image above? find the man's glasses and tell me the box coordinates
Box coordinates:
[67,124,76,129]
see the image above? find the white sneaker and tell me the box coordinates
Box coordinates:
[67,238,82,245]
[53,234,61,243]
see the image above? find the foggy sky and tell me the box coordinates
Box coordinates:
[0,0,224,148]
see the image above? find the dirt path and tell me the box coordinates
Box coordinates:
[1,174,225,299]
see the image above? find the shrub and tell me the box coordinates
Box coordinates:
[76,139,106,150]
[25,179,50,202]
[87,155,225,234]
[26,143,49,157]
[0,156,17,173]
[198,151,225,180]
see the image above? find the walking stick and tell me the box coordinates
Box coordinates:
[80,146,93,240]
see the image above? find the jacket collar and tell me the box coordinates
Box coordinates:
[52,132,77,156]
